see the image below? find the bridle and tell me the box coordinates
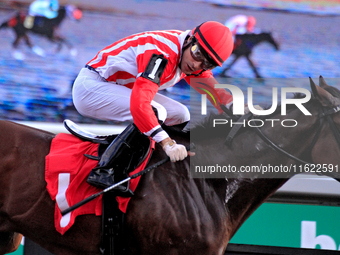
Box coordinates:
[223,103,340,166]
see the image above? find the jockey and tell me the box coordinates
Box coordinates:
[28,0,59,19]
[72,21,235,191]
[24,0,59,29]
[224,15,257,40]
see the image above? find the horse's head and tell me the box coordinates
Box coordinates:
[52,6,81,25]
[234,32,280,53]
[65,5,82,21]
[261,32,279,50]
[309,76,340,180]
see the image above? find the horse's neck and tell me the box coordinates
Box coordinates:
[192,139,290,238]
[193,114,318,171]
[55,8,66,24]
[189,109,320,238]
[251,34,267,45]
[226,178,287,237]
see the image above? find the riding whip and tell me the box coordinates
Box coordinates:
[61,145,191,216]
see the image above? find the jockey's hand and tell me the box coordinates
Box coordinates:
[162,139,188,162]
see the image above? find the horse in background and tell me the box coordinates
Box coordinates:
[0,76,339,255]
[219,32,279,78]
[0,5,82,60]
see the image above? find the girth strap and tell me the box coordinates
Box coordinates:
[100,192,126,255]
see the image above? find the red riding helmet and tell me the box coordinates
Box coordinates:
[246,16,256,32]
[192,21,233,67]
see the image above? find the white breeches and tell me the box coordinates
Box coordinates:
[72,68,190,126]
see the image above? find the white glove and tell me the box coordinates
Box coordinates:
[162,140,187,162]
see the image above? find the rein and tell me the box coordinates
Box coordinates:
[225,104,340,166]
[321,106,340,148]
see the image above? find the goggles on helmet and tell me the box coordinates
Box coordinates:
[190,37,218,70]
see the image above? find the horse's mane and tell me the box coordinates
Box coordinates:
[324,85,340,98]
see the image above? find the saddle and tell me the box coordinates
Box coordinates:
[64,120,151,170]
[64,119,151,255]
[23,15,34,29]
[64,119,113,145]
[23,15,46,29]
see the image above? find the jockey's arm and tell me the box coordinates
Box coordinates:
[130,77,187,162]
[186,71,263,115]
[185,70,233,114]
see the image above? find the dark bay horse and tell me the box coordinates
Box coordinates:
[0,5,82,58]
[1,76,340,255]
[219,32,279,78]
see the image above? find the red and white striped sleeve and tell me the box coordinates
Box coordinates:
[186,70,233,114]
[126,31,183,142]
[86,30,185,142]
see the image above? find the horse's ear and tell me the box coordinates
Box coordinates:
[309,77,318,97]
[310,77,340,107]
[319,75,330,89]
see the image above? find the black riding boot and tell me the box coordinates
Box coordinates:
[87,124,150,195]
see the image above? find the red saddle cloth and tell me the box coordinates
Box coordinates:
[45,133,154,235]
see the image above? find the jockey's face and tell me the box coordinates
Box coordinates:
[181,45,202,75]
[180,37,217,75]
[180,37,209,75]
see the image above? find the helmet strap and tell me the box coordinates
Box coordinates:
[186,69,206,77]
[179,35,191,69]
[182,35,193,49]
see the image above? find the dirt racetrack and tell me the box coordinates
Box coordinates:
[0,0,339,123]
